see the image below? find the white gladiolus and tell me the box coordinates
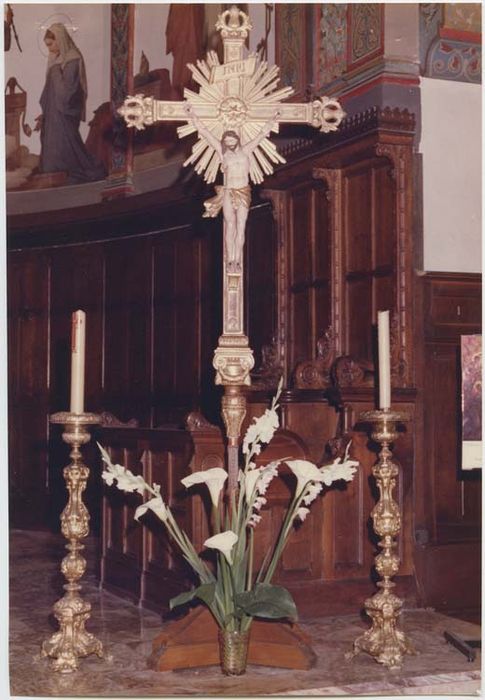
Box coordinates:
[285,459,326,496]
[135,496,168,523]
[99,446,147,495]
[320,458,359,486]
[203,531,238,564]
[181,467,228,507]
[254,496,267,511]
[244,460,280,503]
[248,513,262,528]
[296,506,310,522]
[302,482,323,506]
[242,408,279,455]
[101,465,119,487]
[257,461,280,495]
[98,442,113,468]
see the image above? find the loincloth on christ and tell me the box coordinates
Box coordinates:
[202,186,251,218]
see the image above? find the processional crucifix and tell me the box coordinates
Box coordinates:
[119,6,345,489]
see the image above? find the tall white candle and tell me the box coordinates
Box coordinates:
[70,310,86,414]
[377,310,391,410]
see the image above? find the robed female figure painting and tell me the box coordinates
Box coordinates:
[35,23,105,184]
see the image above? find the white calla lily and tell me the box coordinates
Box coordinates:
[203,530,238,565]
[285,459,325,495]
[181,467,228,507]
[135,496,168,523]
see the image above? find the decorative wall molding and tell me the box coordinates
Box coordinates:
[375,141,414,387]
[260,190,290,384]
[277,107,416,165]
[390,310,408,384]
[185,412,220,433]
[100,411,139,428]
[294,327,336,390]
[331,355,375,389]
[251,338,283,391]
[313,168,344,356]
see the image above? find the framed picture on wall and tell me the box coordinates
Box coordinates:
[461,334,482,470]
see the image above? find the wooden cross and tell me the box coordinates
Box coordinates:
[119,5,345,489]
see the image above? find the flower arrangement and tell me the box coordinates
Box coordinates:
[99,382,358,672]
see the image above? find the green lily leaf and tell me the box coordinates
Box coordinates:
[169,588,196,610]
[195,582,217,607]
[235,583,298,621]
[169,582,216,610]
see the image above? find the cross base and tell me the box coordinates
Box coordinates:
[148,606,316,672]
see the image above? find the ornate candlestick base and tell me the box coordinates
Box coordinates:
[41,412,104,673]
[348,409,416,668]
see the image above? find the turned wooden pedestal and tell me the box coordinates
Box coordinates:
[148,607,316,671]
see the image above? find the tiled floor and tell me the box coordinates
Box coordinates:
[9,530,481,697]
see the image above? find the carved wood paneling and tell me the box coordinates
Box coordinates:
[313,135,413,392]
[8,192,281,529]
[260,190,290,384]
[267,179,334,379]
[416,272,481,612]
[100,430,194,609]
[245,202,278,379]
[422,272,482,539]
[104,237,152,424]
[8,250,50,528]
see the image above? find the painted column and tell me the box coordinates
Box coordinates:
[102,3,135,200]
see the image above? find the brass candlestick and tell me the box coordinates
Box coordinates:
[349,409,415,668]
[41,412,104,673]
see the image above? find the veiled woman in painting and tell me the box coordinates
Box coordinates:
[35,22,105,184]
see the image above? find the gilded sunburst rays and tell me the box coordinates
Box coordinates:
[179,53,293,184]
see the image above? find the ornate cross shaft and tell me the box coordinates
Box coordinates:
[119,6,345,488]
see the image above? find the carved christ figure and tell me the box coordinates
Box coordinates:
[184,102,279,270]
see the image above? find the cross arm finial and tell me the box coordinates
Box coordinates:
[216,6,252,38]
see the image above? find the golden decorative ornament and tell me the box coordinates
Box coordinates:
[348,409,416,668]
[41,412,104,673]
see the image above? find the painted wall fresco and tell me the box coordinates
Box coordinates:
[347,3,383,71]
[279,4,384,96]
[4,3,110,191]
[275,4,307,100]
[420,3,481,83]
[5,3,273,195]
[315,4,347,87]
